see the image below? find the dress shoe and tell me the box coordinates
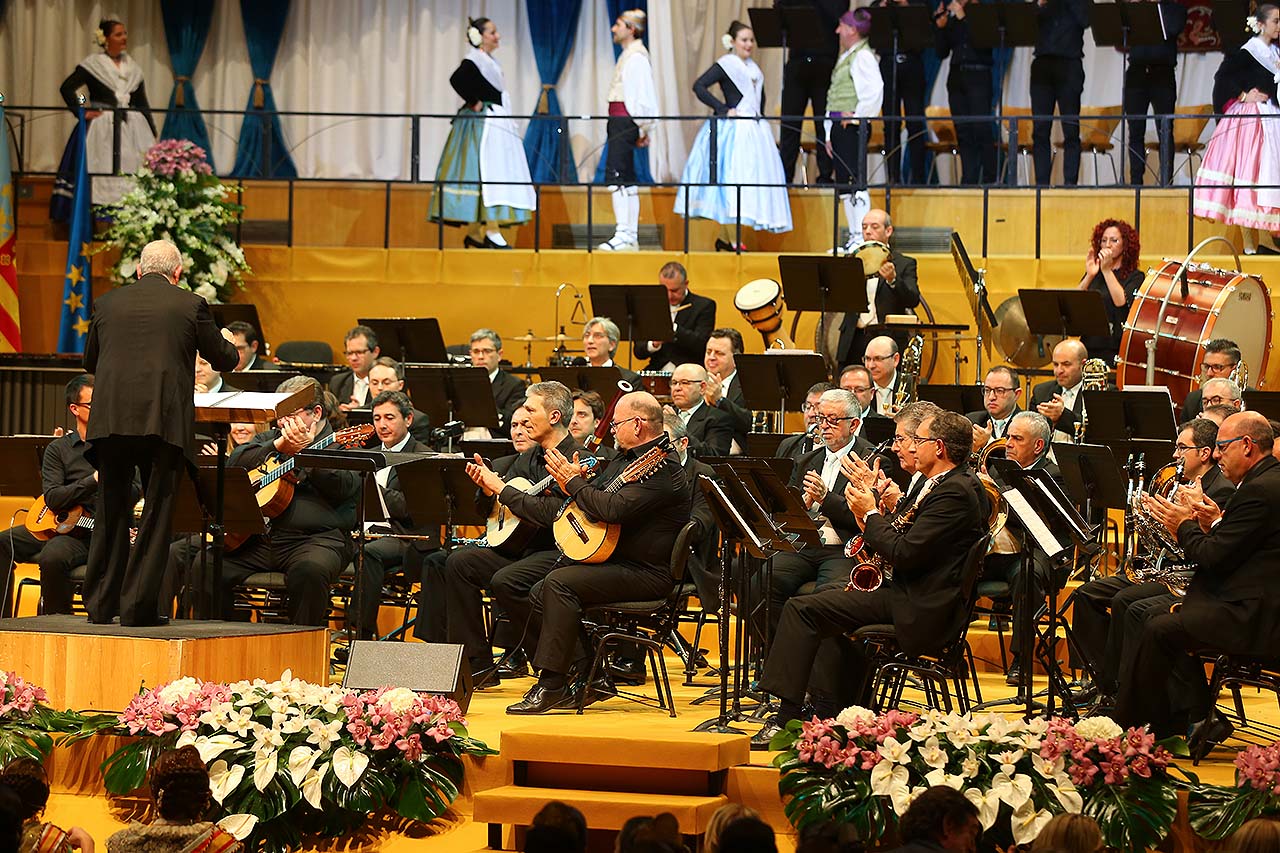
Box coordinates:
[506,683,573,714]
[1066,675,1097,704]
[483,236,512,250]
[332,645,351,665]
[1005,663,1022,687]
[497,651,530,680]
[714,238,746,253]
[463,234,486,249]
[751,719,784,751]
[608,657,648,686]
[1189,713,1235,761]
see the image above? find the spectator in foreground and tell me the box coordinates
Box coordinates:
[527,801,588,853]
[795,820,866,853]
[1030,814,1102,852]
[705,805,758,853]
[888,786,981,853]
[1229,818,1280,853]
[0,758,94,853]
[106,746,240,853]
[717,816,777,853]
[617,813,683,853]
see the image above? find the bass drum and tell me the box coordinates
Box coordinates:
[1117,260,1272,406]
[804,293,940,380]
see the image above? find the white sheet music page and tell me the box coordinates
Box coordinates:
[1002,488,1067,556]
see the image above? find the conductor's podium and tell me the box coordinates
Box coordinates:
[0,614,327,710]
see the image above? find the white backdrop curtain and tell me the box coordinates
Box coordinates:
[0,0,1228,183]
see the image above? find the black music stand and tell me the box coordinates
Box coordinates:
[862,415,896,447]
[588,285,673,368]
[1212,0,1250,51]
[391,456,488,547]
[404,366,500,450]
[735,353,828,427]
[745,433,789,458]
[0,437,54,498]
[778,256,868,359]
[919,383,986,415]
[538,365,626,395]
[1050,443,1129,526]
[1019,288,1112,344]
[461,438,516,465]
[209,303,267,346]
[225,370,301,395]
[747,5,827,52]
[1091,1,1169,177]
[358,317,449,365]
[1081,388,1177,460]
[191,466,266,619]
[1243,390,1280,420]
[965,3,1039,182]
[722,457,820,550]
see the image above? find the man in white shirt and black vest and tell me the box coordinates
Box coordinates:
[825,9,884,254]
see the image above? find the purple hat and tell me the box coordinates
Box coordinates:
[840,8,873,36]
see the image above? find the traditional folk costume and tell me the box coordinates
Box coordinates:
[675,53,793,235]
[20,821,72,853]
[106,821,240,853]
[429,46,535,247]
[599,38,658,251]
[53,51,156,217]
[825,31,883,253]
[1193,37,1280,240]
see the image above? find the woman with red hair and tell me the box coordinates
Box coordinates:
[1076,218,1143,365]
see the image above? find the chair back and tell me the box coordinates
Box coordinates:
[1173,105,1212,150]
[926,106,957,146]
[959,534,994,613]
[1079,106,1122,149]
[669,521,700,586]
[275,340,334,365]
[1002,107,1034,149]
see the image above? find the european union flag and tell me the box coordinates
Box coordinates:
[57,112,92,354]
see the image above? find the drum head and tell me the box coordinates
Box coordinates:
[1210,275,1271,376]
[735,278,782,312]
[852,241,891,278]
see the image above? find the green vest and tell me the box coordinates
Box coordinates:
[826,42,868,115]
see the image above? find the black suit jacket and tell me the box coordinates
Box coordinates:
[965,405,1022,439]
[1199,464,1236,507]
[328,369,368,408]
[776,430,819,464]
[836,250,921,362]
[1177,456,1280,656]
[84,274,240,462]
[1030,379,1089,436]
[712,374,751,452]
[636,292,716,370]
[790,444,865,543]
[1180,386,1255,424]
[491,369,527,431]
[682,403,735,459]
[380,437,437,550]
[863,466,985,657]
[230,423,361,534]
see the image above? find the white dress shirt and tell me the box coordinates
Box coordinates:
[874,371,899,413]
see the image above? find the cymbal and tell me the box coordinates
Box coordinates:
[512,333,574,342]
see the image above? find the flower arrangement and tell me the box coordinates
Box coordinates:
[95,138,251,304]
[771,707,1189,851]
[1190,740,1280,840]
[0,670,92,765]
[102,671,494,853]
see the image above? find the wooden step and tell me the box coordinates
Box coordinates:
[501,724,748,772]
[473,784,727,834]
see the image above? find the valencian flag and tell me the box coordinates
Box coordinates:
[0,100,20,352]
[58,111,92,354]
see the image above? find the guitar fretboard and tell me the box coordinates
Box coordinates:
[257,432,338,488]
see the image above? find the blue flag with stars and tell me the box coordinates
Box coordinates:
[57,112,92,354]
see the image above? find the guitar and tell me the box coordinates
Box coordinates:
[243,424,374,518]
[485,457,600,557]
[25,496,93,540]
[552,436,673,564]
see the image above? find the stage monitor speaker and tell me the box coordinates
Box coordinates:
[341,641,473,713]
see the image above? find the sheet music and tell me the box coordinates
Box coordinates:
[193,391,241,407]
[1003,488,1067,557]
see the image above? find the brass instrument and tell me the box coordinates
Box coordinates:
[843,495,921,592]
[976,471,1009,540]
[1229,356,1250,392]
[887,335,924,416]
[1074,357,1110,443]
[1125,459,1195,595]
[974,436,1007,470]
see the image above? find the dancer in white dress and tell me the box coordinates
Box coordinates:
[429,17,536,249]
[599,10,659,252]
[675,21,793,250]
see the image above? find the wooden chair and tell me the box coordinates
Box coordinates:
[1146,104,1212,182]
[925,106,959,184]
[998,106,1035,184]
[1056,105,1122,185]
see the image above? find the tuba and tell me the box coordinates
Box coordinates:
[1124,459,1195,595]
[887,335,925,417]
[1074,358,1110,443]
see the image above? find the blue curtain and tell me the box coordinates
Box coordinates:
[159,0,216,169]
[594,0,652,183]
[524,0,583,184]
[230,0,297,178]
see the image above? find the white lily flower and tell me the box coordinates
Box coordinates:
[188,734,243,764]
[924,769,964,790]
[961,749,980,779]
[947,727,976,748]
[251,723,283,752]
[877,736,912,765]
[1033,753,1065,780]
[253,748,276,792]
[222,707,255,736]
[207,760,245,805]
[217,814,258,840]
[301,762,329,810]
[306,718,343,750]
[287,746,319,787]
[891,785,928,816]
[964,788,1001,831]
[995,749,1025,777]
[990,770,1033,810]
[1049,780,1084,813]
[1011,801,1054,846]
[333,746,370,788]
[920,736,948,770]
[870,760,910,796]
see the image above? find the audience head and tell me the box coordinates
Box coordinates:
[839,365,873,411]
[343,325,380,377]
[372,390,413,447]
[1201,377,1243,412]
[803,381,837,429]
[816,388,862,452]
[705,328,744,379]
[1006,411,1052,467]
[620,813,683,853]
[226,320,261,370]
[138,239,183,283]
[613,392,664,450]
[1215,412,1274,484]
[670,364,708,411]
[524,381,573,445]
[1228,817,1280,853]
[510,406,534,452]
[368,356,405,396]
[530,800,587,853]
[1201,338,1243,381]
[861,209,893,245]
[662,413,691,463]
[897,786,981,853]
[0,783,21,853]
[194,354,221,391]
[794,820,865,853]
[583,317,622,366]
[469,329,504,373]
[862,336,900,386]
[918,411,973,475]
[658,262,689,305]
[718,816,777,853]
[0,759,49,823]
[1089,219,1140,278]
[1176,418,1219,479]
[1030,813,1102,853]
[570,389,605,443]
[983,366,1021,419]
[1052,340,1087,389]
[150,745,212,823]
[705,804,759,853]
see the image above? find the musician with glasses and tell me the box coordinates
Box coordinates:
[446,382,582,680]
[503,391,691,714]
[1181,339,1254,422]
[330,325,381,413]
[1068,417,1236,706]
[666,364,734,458]
[861,336,903,416]
[470,328,526,432]
[1119,413,1280,740]
[1197,377,1244,415]
[966,365,1023,452]
[777,382,835,462]
[751,410,986,748]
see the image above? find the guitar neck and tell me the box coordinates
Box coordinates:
[259,432,337,488]
[78,515,95,531]
[526,473,555,495]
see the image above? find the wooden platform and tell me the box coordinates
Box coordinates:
[0,615,328,710]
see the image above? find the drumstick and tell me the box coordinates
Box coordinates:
[672,303,692,313]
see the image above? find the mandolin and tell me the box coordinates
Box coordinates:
[485,457,599,557]
[552,436,673,564]
[25,496,93,540]
[243,424,374,518]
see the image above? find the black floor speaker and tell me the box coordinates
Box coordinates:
[341,641,474,713]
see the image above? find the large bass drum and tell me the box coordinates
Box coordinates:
[1117,260,1272,406]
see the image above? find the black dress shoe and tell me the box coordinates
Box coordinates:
[751,719,784,751]
[332,645,351,665]
[608,657,647,686]
[1189,713,1235,760]
[497,654,530,680]
[506,684,572,715]
[483,236,512,250]
[463,235,486,249]
[715,238,735,252]
[1005,663,1022,687]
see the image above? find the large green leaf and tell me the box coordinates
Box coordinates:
[1188,785,1278,841]
[1083,777,1178,852]
[101,737,170,795]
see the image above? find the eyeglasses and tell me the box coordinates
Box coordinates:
[908,433,941,446]
[1215,435,1247,451]
[863,354,895,364]
[891,434,910,446]
[849,385,872,395]
[801,402,819,413]
[816,415,856,427]
[982,386,1016,396]
[1201,361,1234,373]
[1173,443,1203,453]
[670,379,704,388]
[609,415,649,433]
[343,348,372,357]
[1202,396,1238,407]
[72,401,91,408]
[469,347,497,356]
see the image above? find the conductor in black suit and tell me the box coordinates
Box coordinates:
[837,209,920,367]
[752,410,985,745]
[83,239,240,626]
[470,328,527,431]
[633,262,716,371]
[666,364,735,458]
[1121,412,1280,736]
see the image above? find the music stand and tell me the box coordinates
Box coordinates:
[1049,443,1129,523]
[1081,388,1177,460]
[225,370,301,395]
[1212,0,1250,51]
[721,457,820,550]
[587,285,674,368]
[403,366,500,450]
[1019,289,1112,344]
[1091,1,1170,177]
[209,303,267,346]
[391,456,488,545]
[461,438,516,465]
[538,365,626,395]
[357,317,449,365]
[965,2,1039,181]
[735,353,828,428]
[951,233,996,374]
[862,415,896,447]
[745,433,789,458]
[1243,390,1280,421]
[0,437,55,497]
[919,383,986,415]
[778,256,867,358]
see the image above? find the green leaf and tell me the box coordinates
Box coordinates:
[101,738,164,795]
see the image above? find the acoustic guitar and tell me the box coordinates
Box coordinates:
[25,496,93,540]
[485,457,600,557]
[244,424,374,518]
[552,436,673,564]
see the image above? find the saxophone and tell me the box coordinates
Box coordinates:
[1073,358,1109,443]
[842,485,923,592]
